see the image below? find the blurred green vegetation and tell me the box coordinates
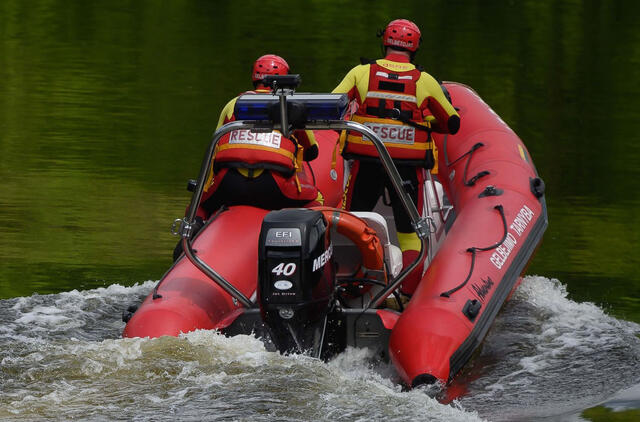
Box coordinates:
[582,406,640,422]
[0,0,638,323]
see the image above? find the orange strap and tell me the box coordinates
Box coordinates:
[333,131,346,171]
[216,143,297,160]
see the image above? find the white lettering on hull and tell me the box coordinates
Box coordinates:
[510,205,534,236]
[490,205,535,270]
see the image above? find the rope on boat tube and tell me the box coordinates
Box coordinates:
[445,140,483,167]
[444,140,490,186]
[440,205,507,298]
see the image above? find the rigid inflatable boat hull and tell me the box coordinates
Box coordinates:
[388,83,548,386]
[123,83,547,390]
[123,133,344,339]
[122,206,269,338]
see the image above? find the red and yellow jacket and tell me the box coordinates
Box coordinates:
[333,53,459,171]
[205,88,318,189]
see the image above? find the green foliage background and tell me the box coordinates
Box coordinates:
[1,0,639,324]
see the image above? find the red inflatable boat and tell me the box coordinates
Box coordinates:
[123,79,547,389]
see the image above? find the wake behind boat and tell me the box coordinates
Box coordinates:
[122,76,547,388]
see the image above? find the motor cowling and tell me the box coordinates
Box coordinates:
[258,208,335,356]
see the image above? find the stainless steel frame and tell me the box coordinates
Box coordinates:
[177,117,431,310]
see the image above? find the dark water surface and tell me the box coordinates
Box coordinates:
[1,1,639,421]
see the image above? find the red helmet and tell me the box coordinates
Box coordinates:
[382,19,421,52]
[252,54,290,83]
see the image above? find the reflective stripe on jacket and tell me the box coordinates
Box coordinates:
[333,55,459,168]
[206,89,317,190]
[213,91,299,175]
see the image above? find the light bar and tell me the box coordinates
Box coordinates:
[234,93,349,122]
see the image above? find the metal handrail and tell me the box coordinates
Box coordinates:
[304,121,429,309]
[180,121,256,308]
[179,118,431,310]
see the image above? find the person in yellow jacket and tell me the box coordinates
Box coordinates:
[333,19,460,295]
[198,54,322,218]
[174,55,322,261]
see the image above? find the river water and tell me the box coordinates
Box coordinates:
[1,1,639,421]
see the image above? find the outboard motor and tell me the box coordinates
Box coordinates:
[258,208,335,357]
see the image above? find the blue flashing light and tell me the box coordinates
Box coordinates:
[234,93,349,122]
[233,96,272,120]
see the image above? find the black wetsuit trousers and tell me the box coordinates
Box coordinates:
[349,161,421,233]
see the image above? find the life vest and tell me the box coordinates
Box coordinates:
[344,63,435,167]
[213,91,302,176]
